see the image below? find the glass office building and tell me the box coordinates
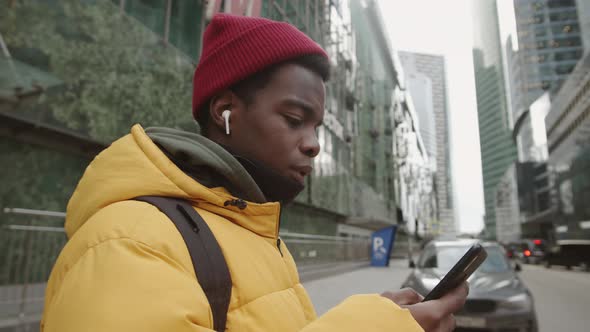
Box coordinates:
[1,0,414,270]
[513,0,585,110]
[545,52,590,243]
[472,0,518,239]
[398,51,456,236]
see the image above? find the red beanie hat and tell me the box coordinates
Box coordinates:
[192,14,329,119]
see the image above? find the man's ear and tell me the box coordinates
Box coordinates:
[209,90,249,133]
[208,90,234,133]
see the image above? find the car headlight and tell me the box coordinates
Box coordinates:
[499,293,532,311]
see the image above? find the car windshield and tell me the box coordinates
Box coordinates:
[420,245,511,273]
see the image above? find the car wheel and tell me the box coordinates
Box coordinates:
[566,265,572,270]
[544,260,551,268]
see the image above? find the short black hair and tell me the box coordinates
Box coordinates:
[196,54,330,135]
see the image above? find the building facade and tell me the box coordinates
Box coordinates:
[509,0,585,167]
[508,0,589,241]
[398,51,456,236]
[545,51,590,244]
[576,0,590,53]
[494,164,522,243]
[512,0,585,110]
[472,0,518,239]
[514,161,555,239]
[1,0,427,277]
[397,58,437,160]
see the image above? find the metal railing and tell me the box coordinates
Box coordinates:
[0,207,371,331]
[280,231,371,265]
[1,208,66,331]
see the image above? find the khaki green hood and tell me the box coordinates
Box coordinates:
[144,126,266,203]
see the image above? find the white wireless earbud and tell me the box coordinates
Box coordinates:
[221,110,231,135]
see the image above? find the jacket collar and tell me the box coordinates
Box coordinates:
[142,126,282,239]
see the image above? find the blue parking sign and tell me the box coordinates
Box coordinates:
[371,226,397,267]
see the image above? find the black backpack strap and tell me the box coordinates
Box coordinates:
[134,196,232,332]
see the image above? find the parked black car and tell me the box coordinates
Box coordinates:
[403,239,538,332]
[544,240,590,271]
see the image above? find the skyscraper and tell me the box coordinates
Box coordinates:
[507,0,589,239]
[545,51,590,245]
[576,0,590,53]
[507,35,551,163]
[472,0,518,239]
[398,51,455,236]
[513,0,585,111]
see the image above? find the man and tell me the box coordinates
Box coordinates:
[41,14,466,332]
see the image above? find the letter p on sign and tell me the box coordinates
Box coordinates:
[373,237,385,253]
[370,226,397,267]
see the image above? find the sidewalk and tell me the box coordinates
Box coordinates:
[298,260,371,283]
[302,258,412,315]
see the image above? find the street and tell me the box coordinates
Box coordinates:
[520,264,590,332]
[303,260,590,331]
[303,259,413,315]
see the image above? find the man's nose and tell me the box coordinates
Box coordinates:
[300,130,320,158]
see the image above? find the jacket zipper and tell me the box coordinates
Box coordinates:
[225,197,283,257]
[276,205,283,257]
[277,238,283,257]
[223,198,247,209]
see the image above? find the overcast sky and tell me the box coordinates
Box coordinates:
[378,0,493,233]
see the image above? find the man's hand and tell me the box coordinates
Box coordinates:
[381,288,424,305]
[381,282,469,332]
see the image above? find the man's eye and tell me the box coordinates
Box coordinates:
[285,116,303,128]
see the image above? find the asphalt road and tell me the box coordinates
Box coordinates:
[304,260,590,332]
[303,259,412,315]
[519,264,590,332]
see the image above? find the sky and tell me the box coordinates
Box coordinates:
[377,0,488,233]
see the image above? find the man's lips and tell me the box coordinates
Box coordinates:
[290,165,313,185]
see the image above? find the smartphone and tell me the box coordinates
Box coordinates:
[422,243,487,302]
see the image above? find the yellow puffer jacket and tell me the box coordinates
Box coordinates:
[41,125,423,332]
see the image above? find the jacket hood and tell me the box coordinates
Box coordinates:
[65,124,281,239]
[144,126,266,203]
